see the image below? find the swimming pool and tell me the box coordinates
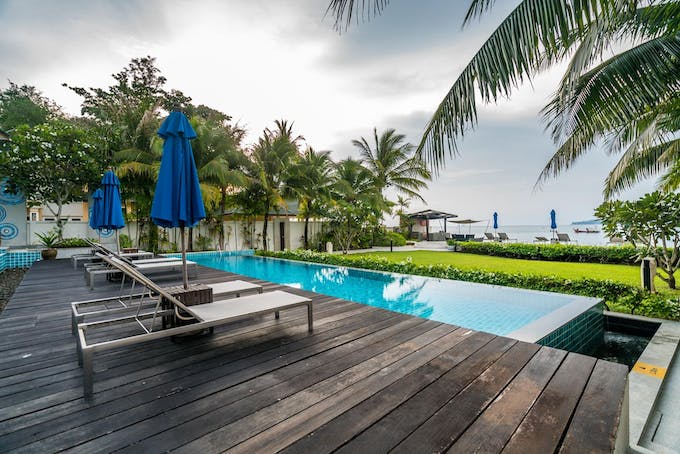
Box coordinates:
[183,251,602,342]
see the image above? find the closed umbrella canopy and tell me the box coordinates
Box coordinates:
[151,111,205,229]
[89,188,104,231]
[100,171,125,230]
[493,212,498,230]
[550,209,557,238]
[151,111,206,288]
[100,170,125,251]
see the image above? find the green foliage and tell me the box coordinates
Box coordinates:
[256,249,680,321]
[373,230,406,247]
[35,231,60,248]
[56,237,91,248]
[597,191,680,289]
[195,234,212,251]
[0,81,59,130]
[0,120,102,238]
[457,241,640,264]
[119,234,133,249]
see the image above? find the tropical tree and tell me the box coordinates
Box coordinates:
[352,127,431,202]
[596,191,680,289]
[0,121,102,239]
[327,158,387,253]
[67,56,192,250]
[243,120,302,251]
[326,1,680,197]
[285,147,334,249]
[190,114,246,250]
[0,82,61,130]
[395,195,414,237]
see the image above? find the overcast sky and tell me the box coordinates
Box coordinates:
[0,0,656,225]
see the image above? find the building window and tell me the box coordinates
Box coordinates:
[30,212,38,221]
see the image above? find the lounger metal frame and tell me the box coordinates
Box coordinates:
[75,255,312,396]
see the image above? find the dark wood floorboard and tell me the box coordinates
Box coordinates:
[0,258,628,453]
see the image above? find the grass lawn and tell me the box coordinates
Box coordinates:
[354,250,680,297]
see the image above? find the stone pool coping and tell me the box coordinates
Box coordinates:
[610,312,680,453]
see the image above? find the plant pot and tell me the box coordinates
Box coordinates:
[41,248,58,260]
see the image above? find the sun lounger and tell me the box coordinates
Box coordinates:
[72,250,154,269]
[84,252,197,289]
[534,236,550,243]
[497,232,517,242]
[557,233,577,243]
[75,255,311,396]
[484,232,497,241]
[71,279,264,333]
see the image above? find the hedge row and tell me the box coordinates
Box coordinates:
[256,249,680,320]
[455,241,640,264]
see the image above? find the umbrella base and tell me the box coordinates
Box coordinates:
[161,284,213,331]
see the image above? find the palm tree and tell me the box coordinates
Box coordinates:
[245,120,302,251]
[326,1,680,197]
[328,158,388,252]
[285,147,334,249]
[394,195,413,237]
[190,115,247,250]
[352,128,431,202]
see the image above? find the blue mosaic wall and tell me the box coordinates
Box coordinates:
[537,302,604,355]
[0,248,41,271]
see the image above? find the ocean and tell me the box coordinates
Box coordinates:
[443,224,608,246]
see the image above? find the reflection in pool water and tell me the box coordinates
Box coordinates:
[191,254,581,336]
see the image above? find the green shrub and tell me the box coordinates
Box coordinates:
[458,242,640,265]
[56,237,91,248]
[256,249,679,320]
[374,231,407,247]
[119,234,133,249]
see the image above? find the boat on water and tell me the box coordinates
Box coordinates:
[573,227,600,233]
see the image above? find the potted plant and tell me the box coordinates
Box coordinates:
[36,231,61,260]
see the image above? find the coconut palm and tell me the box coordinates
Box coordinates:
[285,147,334,249]
[245,120,302,251]
[352,128,431,202]
[327,158,388,252]
[189,114,247,250]
[326,1,680,197]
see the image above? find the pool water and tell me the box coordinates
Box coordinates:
[593,331,652,369]
[190,253,591,337]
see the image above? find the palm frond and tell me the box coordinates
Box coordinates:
[325,0,390,32]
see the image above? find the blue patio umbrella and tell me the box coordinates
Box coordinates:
[100,170,125,252]
[89,188,104,241]
[550,209,557,239]
[151,111,206,288]
[492,212,498,233]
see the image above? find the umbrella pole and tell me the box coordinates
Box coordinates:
[181,226,188,289]
[115,230,120,253]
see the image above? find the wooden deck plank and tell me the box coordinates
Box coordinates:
[0,258,628,453]
[558,360,629,454]
[443,347,567,453]
[280,330,496,454]
[1,308,405,449]
[333,336,522,453]
[502,353,597,454]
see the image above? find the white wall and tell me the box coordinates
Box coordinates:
[24,217,325,251]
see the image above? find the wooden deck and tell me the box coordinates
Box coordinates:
[0,259,627,453]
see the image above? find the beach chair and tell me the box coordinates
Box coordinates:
[497,232,517,242]
[534,236,549,243]
[74,254,312,396]
[71,279,263,332]
[84,252,197,289]
[557,233,577,243]
[484,232,497,241]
